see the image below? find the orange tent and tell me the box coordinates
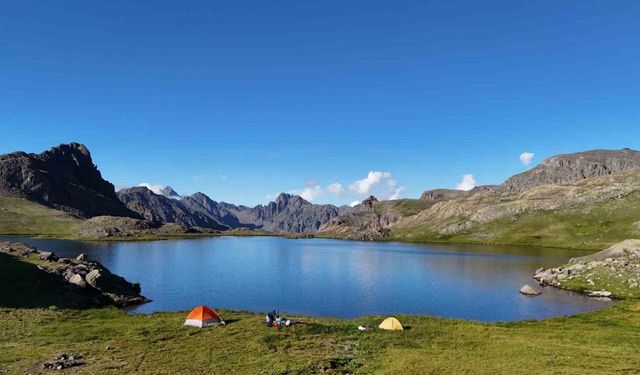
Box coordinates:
[184,306,225,328]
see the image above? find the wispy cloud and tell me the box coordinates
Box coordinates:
[327,182,345,196]
[519,152,535,167]
[138,182,165,195]
[455,174,476,191]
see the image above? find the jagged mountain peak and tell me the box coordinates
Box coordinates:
[0,142,137,218]
[160,186,181,199]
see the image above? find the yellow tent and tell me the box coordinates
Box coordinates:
[379,317,404,331]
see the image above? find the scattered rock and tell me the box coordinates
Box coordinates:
[519,285,542,296]
[586,290,613,298]
[76,253,86,261]
[41,353,83,371]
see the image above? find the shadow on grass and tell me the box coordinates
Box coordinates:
[0,253,100,309]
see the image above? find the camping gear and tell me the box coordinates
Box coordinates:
[379,317,404,331]
[184,306,225,328]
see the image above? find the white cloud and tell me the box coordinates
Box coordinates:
[519,152,535,167]
[350,171,390,195]
[349,171,404,200]
[298,184,323,202]
[138,182,165,195]
[456,174,476,191]
[327,182,344,195]
[349,200,361,207]
[218,174,228,181]
[290,180,324,202]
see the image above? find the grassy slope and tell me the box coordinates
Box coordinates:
[373,199,437,217]
[1,303,639,374]
[0,197,80,236]
[392,192,640,250]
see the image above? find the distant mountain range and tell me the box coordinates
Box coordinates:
[118,187,350,234]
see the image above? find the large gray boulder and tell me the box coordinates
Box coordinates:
[519,285,542,296]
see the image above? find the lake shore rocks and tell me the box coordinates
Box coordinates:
[533,240,640,299]
[0,241,148,307]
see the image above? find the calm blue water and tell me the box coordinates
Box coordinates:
[0,236,614,321]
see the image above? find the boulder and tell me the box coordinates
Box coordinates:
[85,269,145,306]
[38,251,56,261]
[519,285,542,296]
[76,253,86,261]
[68,273,87,288]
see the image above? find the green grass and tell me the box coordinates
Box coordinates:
[392,192,640,250]
[0,197,81,237]
[1,302,639,374]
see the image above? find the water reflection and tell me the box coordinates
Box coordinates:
[0,235,613,321]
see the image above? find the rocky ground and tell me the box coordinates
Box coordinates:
[0,241,148,307]
[73,215,207,240]
[534,240,640,299]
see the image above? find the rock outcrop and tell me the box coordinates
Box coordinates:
[0,143,138,218]
[317,196,396,241]
[74,215,202,239]
[533,240,640,298]
[0,241,149,307]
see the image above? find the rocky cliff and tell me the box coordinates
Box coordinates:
[0,143,137,218]
[501,149,640,193]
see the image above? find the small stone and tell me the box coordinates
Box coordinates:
[586,290,613,298]
[76,253,86,261]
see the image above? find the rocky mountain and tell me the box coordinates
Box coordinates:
[501,149,640,193]
[160,186,181,199]
[320,148,640,248]
[119,189,349,234]
[117,187,228,230]
[0,143,138,218]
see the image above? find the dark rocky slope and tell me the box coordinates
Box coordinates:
[118,187,228,230]
[0,143,137,218]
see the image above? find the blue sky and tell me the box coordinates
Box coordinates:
[1,1,639,206]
